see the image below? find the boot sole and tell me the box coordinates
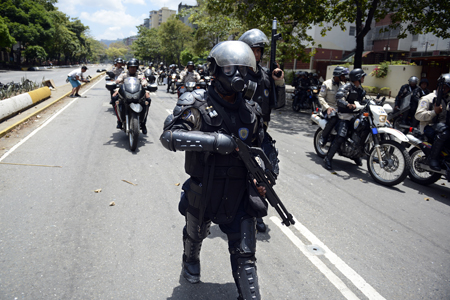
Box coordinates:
[182,268,200,284]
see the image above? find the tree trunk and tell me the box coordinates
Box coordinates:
[354,35,364,68]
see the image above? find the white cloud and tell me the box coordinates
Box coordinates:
[80,10,141,27]
[123,0,147,4]
[98,27,126,40]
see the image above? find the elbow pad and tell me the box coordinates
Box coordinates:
[160,130,236,155]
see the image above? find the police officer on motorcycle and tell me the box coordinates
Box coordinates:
[238,28,285,233]
[180,61,201,85]
[394,76,419,113]
[310,73,321,86]
[323,68,366,170]
[415,74,450,170]
[167,64,179,93]
[112,58,124,79]
[113,58,151,134]
[319,66,348,146]
[160,41,265,300]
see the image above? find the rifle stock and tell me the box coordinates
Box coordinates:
[234,136,295,226]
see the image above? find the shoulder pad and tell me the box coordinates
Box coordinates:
[247,99,263,115]
[192,89,206,101]
[177,92,196,106]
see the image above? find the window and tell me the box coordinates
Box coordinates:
[412,34,419,41]
[349,26,356,36]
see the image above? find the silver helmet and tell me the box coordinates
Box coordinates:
[207,41,256,74]
[238,29,269,49]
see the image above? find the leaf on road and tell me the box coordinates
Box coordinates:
[94,189,102,193]
[122,180,137,186]
[175,183,180,186]
[109,201,115,206]
[360,179,363,181]
[424,198,430,201]
[331,172,337,175]
[441,183,445,186]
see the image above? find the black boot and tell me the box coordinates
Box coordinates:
[256,218,266,233]
[182,230,203,284]
[323,138,341,170]
[353,157,363,167]
[234,257,261,300]
[116,121,122,129]
[428,137,445,171]
[141,123,147,134]
[321,116,338,146]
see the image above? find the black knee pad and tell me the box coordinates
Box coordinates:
[228,217,257,256]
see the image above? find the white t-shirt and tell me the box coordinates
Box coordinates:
[68,69,83,80]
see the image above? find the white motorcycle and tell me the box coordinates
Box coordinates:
[311,98,411,187]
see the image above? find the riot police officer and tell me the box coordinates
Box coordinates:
[160,41,265,300]
[415,74,450,170]
[323,68,366,170]
[238,28,285,233]
[319,66,348,146]
[113,58,151,134]
[394,76,419,113]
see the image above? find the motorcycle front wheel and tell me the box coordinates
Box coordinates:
[408,147,441,185]
[313,128,329,158]
[128,112,139,151]
[367,140,411,186]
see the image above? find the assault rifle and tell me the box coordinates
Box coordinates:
[234,136,295,226]
[434,76,445,107]
[270,17,283,109]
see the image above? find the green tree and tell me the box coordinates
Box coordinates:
[86,38,107,63]
[23,45,47,63]
[0,16,15,48]
[131,27,161,63]
[0,0,55,63]
[158,16,193,65]
[180,48,194,66]
[317,0,450,68]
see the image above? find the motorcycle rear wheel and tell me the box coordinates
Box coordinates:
[313,128,329,158]
[367,140,410,186]
[408,148,441,185]
[128,113,139,151]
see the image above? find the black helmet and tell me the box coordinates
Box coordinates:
[207,41,256,95]
[313,73,318,77]
[116,58,124,64]
[187,61,195,67]
[127,58,138,68]
[349,68,367,82]
[408,76,419,85]
[438,73,450,88]
[419,78,429,86]
[333,66,347,77]
[149,62,153,66]
[113,58,118,64]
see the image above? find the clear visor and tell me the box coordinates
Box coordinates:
[223,65,247,77]
[209,41,256,70]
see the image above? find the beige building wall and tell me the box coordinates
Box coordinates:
[326,65,423,96]
[148,7,176,29]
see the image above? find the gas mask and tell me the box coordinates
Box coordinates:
[215,65,247,96]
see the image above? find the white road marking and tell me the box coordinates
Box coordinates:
[270,216,386,300]
[0,78,105,162]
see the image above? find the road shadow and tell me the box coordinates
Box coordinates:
[402,177,450,205]
[103,130,153,154]
[167,274,237,300]
[207,222,272,243]
[269,100,318,137]
[304,151,405,193]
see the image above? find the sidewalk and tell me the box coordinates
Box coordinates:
[0,74,104,138]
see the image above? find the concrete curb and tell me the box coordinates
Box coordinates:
[0,87,51,121]
[0,72,105,138]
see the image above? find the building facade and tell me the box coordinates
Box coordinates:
[148,7,176,29]
[178,2,197,29]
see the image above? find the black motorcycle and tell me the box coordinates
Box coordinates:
[292,85,320,113]
[157,70,166,85]
[144,69,158,92]
[106,77,148,151]
[176,81,207,97]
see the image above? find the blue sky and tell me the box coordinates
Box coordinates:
[55,0,198,41]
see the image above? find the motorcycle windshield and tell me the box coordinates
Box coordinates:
[123,77,141,94]
[186,82,196,88]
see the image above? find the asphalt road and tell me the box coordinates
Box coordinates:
[0,65,108,88]
[0,77,449,299]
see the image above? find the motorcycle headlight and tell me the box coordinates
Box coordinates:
[379,115,387,124]
[313,89,318,93]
